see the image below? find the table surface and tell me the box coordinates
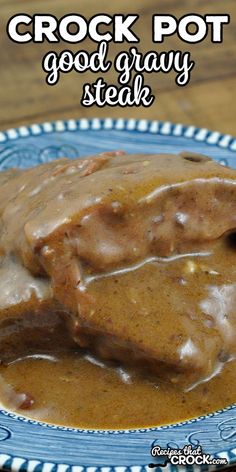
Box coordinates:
[0,0,236,137]
[0,0,236,470]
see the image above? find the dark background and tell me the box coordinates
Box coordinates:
[0,0,235,135]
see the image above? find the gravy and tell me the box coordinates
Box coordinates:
[1,353,235,430]
[0,152,236,429]
[0,237,236,429]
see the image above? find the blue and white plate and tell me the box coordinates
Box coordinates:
[0,118,235,472]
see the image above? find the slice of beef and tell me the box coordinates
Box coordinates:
[0,256,75,362]
[0,151,236,387]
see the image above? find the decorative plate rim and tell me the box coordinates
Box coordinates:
[0,117,236,471]
[0,117,236,153]
[1,402,236,435]
[0,452,235,472]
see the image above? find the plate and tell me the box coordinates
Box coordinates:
[0,118,235,471]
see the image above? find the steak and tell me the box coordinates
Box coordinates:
[0,151,236,387]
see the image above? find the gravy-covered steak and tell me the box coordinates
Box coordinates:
[0,151,236,388]
[0,255,76,361]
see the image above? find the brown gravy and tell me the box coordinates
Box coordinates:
[0,237,236,429]
[1,353,235,430]
[0,153,236,429]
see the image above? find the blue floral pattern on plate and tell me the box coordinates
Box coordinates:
[0,118,235,471]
